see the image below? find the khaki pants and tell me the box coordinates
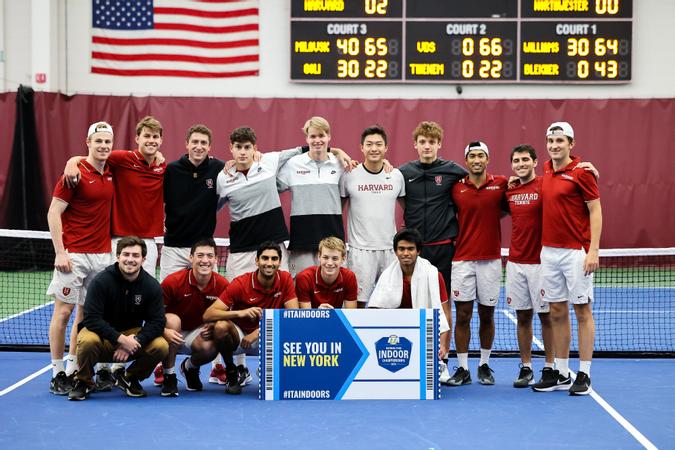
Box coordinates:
[76,327,168,384]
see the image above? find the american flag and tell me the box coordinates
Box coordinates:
[91,0,259,78]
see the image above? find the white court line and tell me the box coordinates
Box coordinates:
[0,364,51,396]
[0,301,54,323]
[500,309,658,450]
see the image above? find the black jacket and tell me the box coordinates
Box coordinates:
[79,264,166,346]
[399,158,467,243]
[163,155,225,247]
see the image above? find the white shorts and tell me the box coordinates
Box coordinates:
[506,261,549,313]
[347,247,396,303]
[176,327,203,355]
[233,323,259,356]
[451,259,501,306]
[47,252,113,305]
[540,246,593,304]
[159,246,191,282]
[112,237,158,278]
[226,244,290,281]
[289,250,317,278]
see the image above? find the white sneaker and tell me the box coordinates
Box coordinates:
[439,360,452,385]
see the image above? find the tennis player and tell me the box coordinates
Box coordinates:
[295,237,358,309]
[203,242,298,394]
[46,121,115,395]
[532,122,602,396]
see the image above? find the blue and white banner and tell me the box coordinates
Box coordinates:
[260,309,440,400]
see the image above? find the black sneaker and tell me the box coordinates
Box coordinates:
[161,373,179,397]
[225,367,242,395]
[114,370,147,397]
[477,363,495,385]
[513,365,534,388]
[532,369,572,392]
[446,367,472,386]
[180,358,203,391]
[94,369,115,392]
[237,365,252,387]
[49,371,73,395]
[68,379,92,401]
[569,371,592,396]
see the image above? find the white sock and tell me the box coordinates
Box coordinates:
[457,353,469,370]
[164,366,175,375]
[522,362,532,369]
[235,353,246,367]
[544,361,554,369]
[479,348,491,366]
[555,358,569,377]
[579,360,592,376]
[65,355,78,376]
[111,363,124,371]
[52,359,65,377]
[185,358,196,370]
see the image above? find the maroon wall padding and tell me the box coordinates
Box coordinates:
[0,91,17,205]
[22,93,675,248]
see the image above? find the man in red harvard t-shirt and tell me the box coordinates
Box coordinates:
[295,237,357,309]
[158,238,229,396]
[448,141,508,387]
[46,122,115,396]
[64,116,165,275]
[203,241,298,394]
[533,121,602,396]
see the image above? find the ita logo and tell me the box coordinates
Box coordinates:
[375,335,412,373]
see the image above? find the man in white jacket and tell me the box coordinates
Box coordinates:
[368,228,452,359]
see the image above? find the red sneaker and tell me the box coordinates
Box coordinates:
[153,363,164,386]
[209,363,227,385]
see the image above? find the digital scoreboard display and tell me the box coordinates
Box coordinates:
[290,0,632,83]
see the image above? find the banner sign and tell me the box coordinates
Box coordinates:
[259,309,440,400]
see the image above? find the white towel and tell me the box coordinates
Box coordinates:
[368,257,449,333]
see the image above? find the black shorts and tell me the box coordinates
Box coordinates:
[421,242,455,293]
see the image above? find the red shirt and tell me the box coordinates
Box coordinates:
[506,176,543,264]
[295,266,358,308]
[108,149,165,238]
[542,156,600,252]
[452,174,508,261]
[52,160,113,253]
[218,270,296,334]
[162,268,229,331]
[399,272,449,309]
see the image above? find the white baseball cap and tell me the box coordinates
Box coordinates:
[546,121,574,139]
[464,140,489,157]
[87,121,114,138]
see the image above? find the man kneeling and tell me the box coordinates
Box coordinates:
[160,238,230,396]
[69,236,168,400]
[203,242,298,394]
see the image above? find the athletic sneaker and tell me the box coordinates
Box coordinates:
[209,363,227,385]
[94,369,115,392]
[225,367,242,395]
[446,367,472,386]
[161,373,179,397]
[477,363,495,385]
[513,365,534,388]
[532,369,572,392]
[439,360,452,385]
[153,363,164,386]
[68,379,92,401]
[49,371,73,395]
[569,371,592,396]
[114,370,147,397]
[180,358,203,391]
[535,367,556,385]
[237,365,252,387]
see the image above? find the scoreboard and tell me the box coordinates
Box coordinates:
[290,0,632,83]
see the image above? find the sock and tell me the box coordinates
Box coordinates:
[111,363,124,371]
[479,348,491,366]
[457,353,469,370]
[522,362,532,369]
[579,360,592,376]
[544,361,554,369]
[52,359,65,377]
[185,358,196,370]
[64,355,78,376]
[164,366,176,375]
[555,358,569,378]
[235,353,246,367]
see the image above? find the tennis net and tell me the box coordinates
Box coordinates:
[1,229,673,356]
